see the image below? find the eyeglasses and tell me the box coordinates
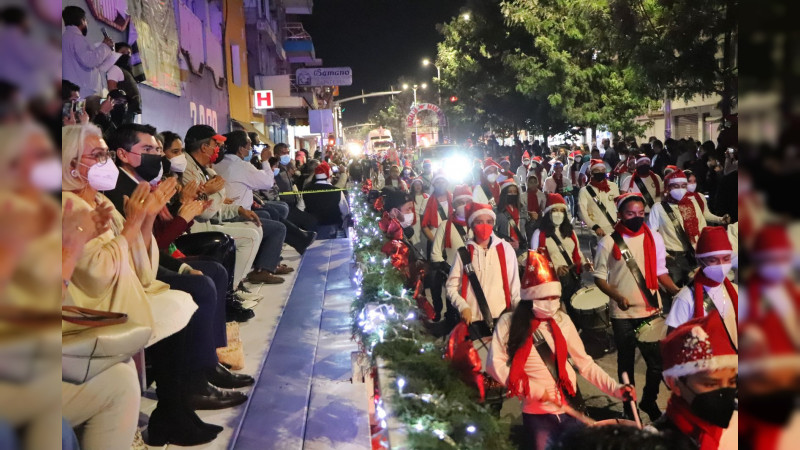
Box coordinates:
[82,150,111,164]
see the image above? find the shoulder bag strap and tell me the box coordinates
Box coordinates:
[610,232,660,309]
[633,176,655,208]
[548,231,581,283]
[457,246,494,333]
[585,185,616,227]
[504,211,527,249]
[532,330,587,412]
[62,306,128,327]
[436,201,448,222]
[660,201,696,259]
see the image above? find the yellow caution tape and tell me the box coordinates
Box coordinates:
[277,188,347,195]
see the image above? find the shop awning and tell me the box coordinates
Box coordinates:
[232,120,274,147]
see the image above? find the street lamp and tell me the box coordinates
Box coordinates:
[402,83,427,106]
[462,13,470,21]
[422,59,442,105]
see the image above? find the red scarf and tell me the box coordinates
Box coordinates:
[667,193,701,244]
[629,170,662,197]
[486,182,500,203]
[527,191,541,214]
[745,275,800,350]
[590,179,611,193]
[460,243,511,311]
[444,216,467,249]
[693,271,738,320]
[539,229,582,274]
[505,205,520,241]
[421,192,452,229]
[507,317,574,399]
[612,222,659,290]
[665,395,723,450]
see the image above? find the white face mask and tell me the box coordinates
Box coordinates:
[486,173,498,183]
[551,211,565,225]
[169,153,188,173]
[30,158,62,191]
[522,159,531,166]
[759,263,793,282]
[687,183,697,193]
[533,299,560,318]
[149,165,164,186]
[455,204,466,219]
[702,263,732,283]
[670,188,687,201]
[83,161,119,191]
[399,212,414,227]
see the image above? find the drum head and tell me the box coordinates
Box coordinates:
[571,287,608,310]
[591,418,639,428]
[635,317,667,343]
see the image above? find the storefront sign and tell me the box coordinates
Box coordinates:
[254,90,274,109]
[296,67,353,87]
[406,103,447,127]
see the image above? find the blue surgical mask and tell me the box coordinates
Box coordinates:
[280,155,291,165]
[243,150,252,162]
[273,168,280,176]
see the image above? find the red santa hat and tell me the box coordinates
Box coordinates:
[431,170,448,185]
[483,158,502,173]
[519,251,561,303]
[739,317,800,376]
[522,151,531,161]
[695,226,732,258]
[453,184,473,202]
[466,202,496,226]
[614,192,645,211]
[542,193,568,215]
[752,224,792,259]
[496,169,515,184]
[589,159,607,173]
[635,154,651,167]
[499,178,517,194]
[422,159,432,166]
[315,161,333,180]
[569,151,582,160]
[664,165,679,177]
[531,156,543,165]
[409,177,424,188]
[664,169,688,186]
[661,312,737,379]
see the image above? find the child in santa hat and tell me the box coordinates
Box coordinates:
[651,313,738,450]
[487,251,634,450]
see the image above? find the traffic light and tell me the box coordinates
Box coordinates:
[449,96,458,103]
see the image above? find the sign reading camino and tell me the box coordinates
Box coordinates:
[296,67,353,87]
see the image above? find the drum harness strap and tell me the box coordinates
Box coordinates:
[585,185,616,228]
[504,210,528,251]
[610,231,660,310]
[437,201,448,223]
[701,290,739,353]
[633,177,656,208]
[549,231,582,284]
[532,329,587,413]
[457,244,508,337]
[660,201,696,260]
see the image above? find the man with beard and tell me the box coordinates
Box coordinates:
[62,6,114,97]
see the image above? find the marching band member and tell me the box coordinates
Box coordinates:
[473,158,502,206]
[620,154,662,213]
[577,159,619,256]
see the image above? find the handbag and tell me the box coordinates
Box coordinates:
[61,306,152,385]
[216,322,245,370]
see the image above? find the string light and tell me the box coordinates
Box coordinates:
[466,425,476,434]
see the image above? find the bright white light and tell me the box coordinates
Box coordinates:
[421,83,428,89]
[444,155,472,183]
[405,312,415,320]
[466,425,476,434]
[402,83,409,90]
[377,405,387,420]
[397,378,406,392]
[422,59,430,66]
[414,422,425,431]
[380,419,387,429]
[346,142,363,156]
[433,429,446,440]
[462,13,470,21]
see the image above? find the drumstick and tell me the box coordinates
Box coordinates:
[621,372,643,429]
[542,398,596,426]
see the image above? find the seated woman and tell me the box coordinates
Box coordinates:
[61,124,223,446]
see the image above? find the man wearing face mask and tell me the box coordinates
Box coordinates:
[515,151,532,188]
[652,313,738,450]
[103,124,167,216]
[578,159,620,256]
[474,158,502,206]
[446,203,521,329]
[303,161,350,237]
[620,154,662,213]
[105,42,141,124]
[488,251,634,450]
[61,6,114,98]
[648,169,709,288]
[273,142,297,207]
[594,193,680,421]
[666,227,738,348]
[431,185,474,322]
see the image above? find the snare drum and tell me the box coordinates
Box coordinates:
[570,287,611,330]
[634,315,667,351]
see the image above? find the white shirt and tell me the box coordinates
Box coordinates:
[213,154,274,210]
[620,172,663,212]
[446,236,521,321]
[577,183,620,235]
[106,65,125,83]
[530,228,586,270]
[648,196,708,252]
[543,174,572,194]
[487,312,621,415]
[667,282,738,348]
[62,26,112,97]
[593,228,668,319]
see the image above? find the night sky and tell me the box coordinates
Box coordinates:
[303,0,463,126]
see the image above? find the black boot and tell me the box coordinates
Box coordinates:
[282,218,316,254]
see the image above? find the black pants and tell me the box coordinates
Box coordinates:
[288,206,319,231]
[559,272,581,317]
[175,232,236,295]
[157,266,224,369]
[610,316,663,404]
[430,264,457,321]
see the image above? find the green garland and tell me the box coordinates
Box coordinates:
[350,187,513,449]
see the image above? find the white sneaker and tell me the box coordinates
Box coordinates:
[239,299,259,310]
[236,289,262,303]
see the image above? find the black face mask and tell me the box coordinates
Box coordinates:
[161,156,172,175]
[116,54,132,72]
[592,172,606,182]
[689,387,737,428]
[622,216,645,232]
[739,390,798,425]
[507,195,519,204]
[636,166,650,176]
[134,153,163,181]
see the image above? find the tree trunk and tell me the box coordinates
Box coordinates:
[720,3,735,118]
